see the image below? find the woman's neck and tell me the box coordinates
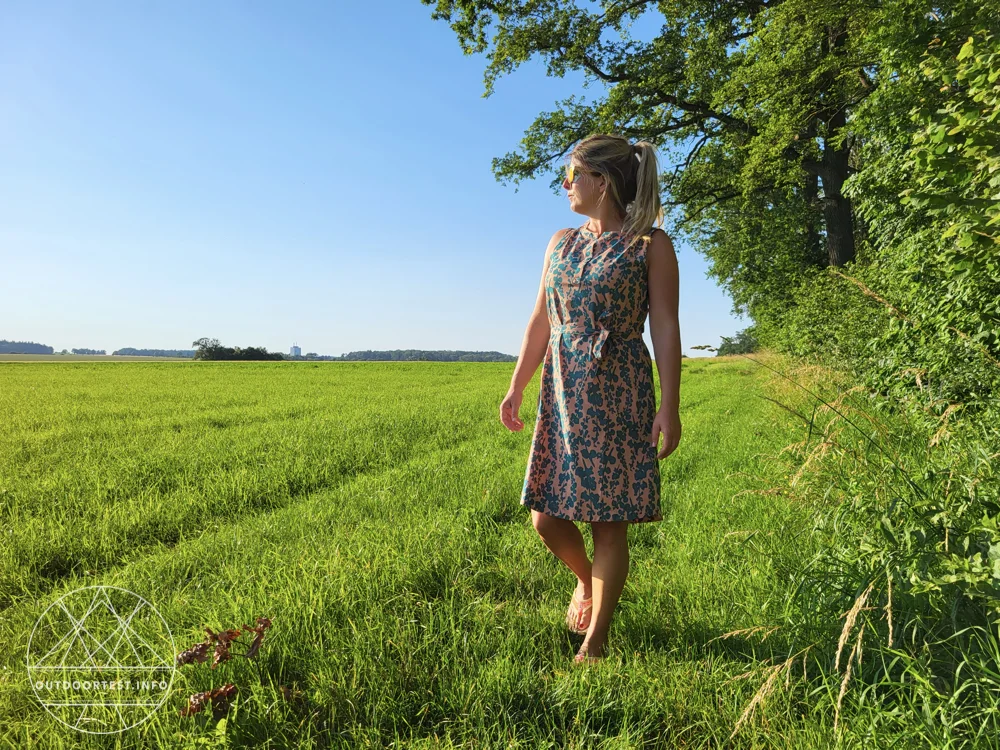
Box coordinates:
[584,216,625,234]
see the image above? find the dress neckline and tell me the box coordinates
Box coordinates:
[578,224,623,237]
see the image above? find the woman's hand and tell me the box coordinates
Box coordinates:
[650,407,681,459]
[500,388,526,432]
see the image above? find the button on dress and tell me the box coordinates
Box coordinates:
[520,224,663,523]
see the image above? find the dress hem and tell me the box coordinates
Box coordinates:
[520,498,662,524]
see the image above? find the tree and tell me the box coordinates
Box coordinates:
[718,327,758,355]
[192,337,224,361]
[191,338,283,361]
[423,0,980,321]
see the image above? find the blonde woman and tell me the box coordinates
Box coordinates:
[500,134,682,663]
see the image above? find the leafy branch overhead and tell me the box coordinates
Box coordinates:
[424,0,979,318]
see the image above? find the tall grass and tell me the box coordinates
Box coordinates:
[695,346,1000,749]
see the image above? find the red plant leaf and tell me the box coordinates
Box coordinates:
[180,683,237,718]
[241,616,272,660]
[176,641,211,667]
[209,683,238,717]
[180,689,211,717]
[205,627,242,670]
[206,627,242,645]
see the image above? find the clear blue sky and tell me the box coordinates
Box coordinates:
[1,1,748,358]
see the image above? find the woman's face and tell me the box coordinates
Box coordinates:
[563,159,604,214]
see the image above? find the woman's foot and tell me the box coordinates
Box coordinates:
[574,636,606,664]
[565,580,593,635]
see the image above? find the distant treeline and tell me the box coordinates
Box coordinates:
[196,345,519,362]
[333,350,517,362]
[113,348,196,358]
[286,353,338,361]
[2,338,521,362]
[0,339,54,354]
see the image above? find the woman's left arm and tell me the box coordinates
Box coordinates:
[646,229,682,458]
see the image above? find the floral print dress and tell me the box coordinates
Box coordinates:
[520,224,663,523]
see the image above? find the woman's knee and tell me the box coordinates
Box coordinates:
[532,510,570,537]
[591,520,629,548]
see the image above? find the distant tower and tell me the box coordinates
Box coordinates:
[290,341,301,357]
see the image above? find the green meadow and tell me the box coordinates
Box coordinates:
[0,357,882,748]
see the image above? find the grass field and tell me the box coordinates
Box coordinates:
[0,355,869,748]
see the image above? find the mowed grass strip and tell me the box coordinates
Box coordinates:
[0,362,503,610]
[0,356,838,748]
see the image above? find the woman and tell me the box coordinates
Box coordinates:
[499,134,682,664]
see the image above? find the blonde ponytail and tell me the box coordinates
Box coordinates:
[622,141,664,250]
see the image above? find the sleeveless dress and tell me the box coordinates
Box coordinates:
[520,224,663,523]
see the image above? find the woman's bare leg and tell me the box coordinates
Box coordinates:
[578,520,629,658]
[531,510,593,603]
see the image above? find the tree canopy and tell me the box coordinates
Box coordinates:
[424,0,990,324]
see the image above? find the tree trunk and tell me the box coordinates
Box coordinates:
[820,104,856,267]
[819,20,857,267]
[821,149,855,266]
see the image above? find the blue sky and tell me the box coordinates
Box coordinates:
[1,1,748,358]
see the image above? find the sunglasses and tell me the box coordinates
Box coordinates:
[565,163,597,184]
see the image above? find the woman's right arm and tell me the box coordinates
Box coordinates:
[508,229,568,393]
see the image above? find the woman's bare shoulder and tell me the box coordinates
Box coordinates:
[647,227,675,251]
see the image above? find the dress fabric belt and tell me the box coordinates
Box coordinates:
[550,322,645,361]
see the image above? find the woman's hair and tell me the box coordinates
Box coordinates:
[569,134,664,251]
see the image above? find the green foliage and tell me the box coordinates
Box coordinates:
[749,19,1000,740]
[905,30,1000,245]
[717,327,759,355]
[192,337,284,362]
[753,265,889,365]
[898,27,1000,355]
[831,17,1000,418]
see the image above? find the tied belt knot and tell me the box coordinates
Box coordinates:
[550,318,645,361]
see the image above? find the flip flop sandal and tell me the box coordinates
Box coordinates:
[566,591,593,635]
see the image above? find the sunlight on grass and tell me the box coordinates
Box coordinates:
[0,357,860,747]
